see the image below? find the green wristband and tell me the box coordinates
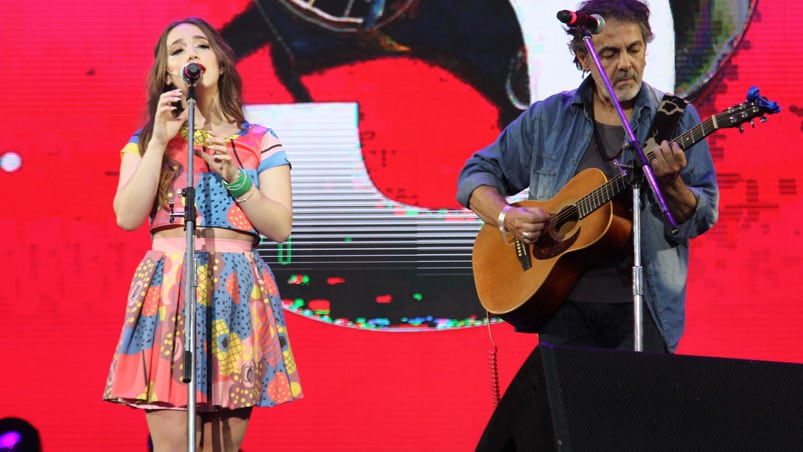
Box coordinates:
[223,170,252,198]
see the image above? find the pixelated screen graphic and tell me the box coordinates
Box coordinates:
[1,1,801,450]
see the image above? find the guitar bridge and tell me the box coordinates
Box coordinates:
[514,239,531,271]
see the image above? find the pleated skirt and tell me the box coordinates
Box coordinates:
[103,237,303,411]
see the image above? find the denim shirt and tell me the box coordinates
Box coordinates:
[457,78,719,351]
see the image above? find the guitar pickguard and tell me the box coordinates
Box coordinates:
[531,226,580,260]
[531,203,581,260]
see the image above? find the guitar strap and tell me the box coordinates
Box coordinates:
[643,94,687,150]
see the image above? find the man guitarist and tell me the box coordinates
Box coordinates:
[456,0,719,353]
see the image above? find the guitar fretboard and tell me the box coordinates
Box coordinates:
[577,111,726,219]
[675,116,718,152]
[578,175,631,218]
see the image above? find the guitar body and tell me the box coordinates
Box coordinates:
[472,168,632,332]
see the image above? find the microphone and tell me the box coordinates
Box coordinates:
[181,62,205,85]
[557,10,606,34]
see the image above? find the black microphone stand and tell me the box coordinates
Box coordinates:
[577,28,678,352]
[170,78,199,452]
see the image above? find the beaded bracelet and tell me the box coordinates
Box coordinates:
[497,205,512,244]
[222,169,252,198]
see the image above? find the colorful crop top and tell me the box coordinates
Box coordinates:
[120,122,290,236]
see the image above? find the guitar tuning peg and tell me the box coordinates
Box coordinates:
[760,116,768,123]
[750,120,756,128]
[738,125,744,133]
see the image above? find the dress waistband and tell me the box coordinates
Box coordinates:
[152,237,253,253]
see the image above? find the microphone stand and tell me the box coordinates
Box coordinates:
[578,29,678,352]
[171,80,199,452]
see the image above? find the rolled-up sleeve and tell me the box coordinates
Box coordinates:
[664,103,720,242]
[456,109,536,208]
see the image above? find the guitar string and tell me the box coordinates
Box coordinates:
[533,112,724,232]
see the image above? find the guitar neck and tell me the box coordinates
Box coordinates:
[579,116,719,218]
[577,174,630,218]
[647,115,719,158]
[575,88,781,219]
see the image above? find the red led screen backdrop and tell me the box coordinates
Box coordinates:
[0,1,801,450]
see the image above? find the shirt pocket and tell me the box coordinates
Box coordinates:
[530,150,559,199]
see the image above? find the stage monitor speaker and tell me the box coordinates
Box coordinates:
[477,344,803,452]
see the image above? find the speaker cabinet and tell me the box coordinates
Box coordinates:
[477,344,803,452]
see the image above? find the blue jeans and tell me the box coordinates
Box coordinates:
[538,301,668,353]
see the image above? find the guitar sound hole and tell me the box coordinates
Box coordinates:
[550,205,578,241]
[532,204,581,260]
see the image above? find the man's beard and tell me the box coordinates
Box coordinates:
[611,71,641,102]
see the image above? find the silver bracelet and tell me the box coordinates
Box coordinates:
[235,187,257,204]
[497,205,512,244]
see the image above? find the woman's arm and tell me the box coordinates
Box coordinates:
[114,89,187,230]
[236,165,293,243]
[113,141,166,230]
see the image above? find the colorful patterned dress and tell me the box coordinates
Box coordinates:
[103,122,302,411]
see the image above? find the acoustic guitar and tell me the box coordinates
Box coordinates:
[472,87,780,332]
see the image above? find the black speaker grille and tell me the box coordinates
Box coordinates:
[544,346,803,452]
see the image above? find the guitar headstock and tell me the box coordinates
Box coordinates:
[716,86,781,132]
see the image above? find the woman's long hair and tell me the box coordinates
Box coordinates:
[139,17,246,212]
